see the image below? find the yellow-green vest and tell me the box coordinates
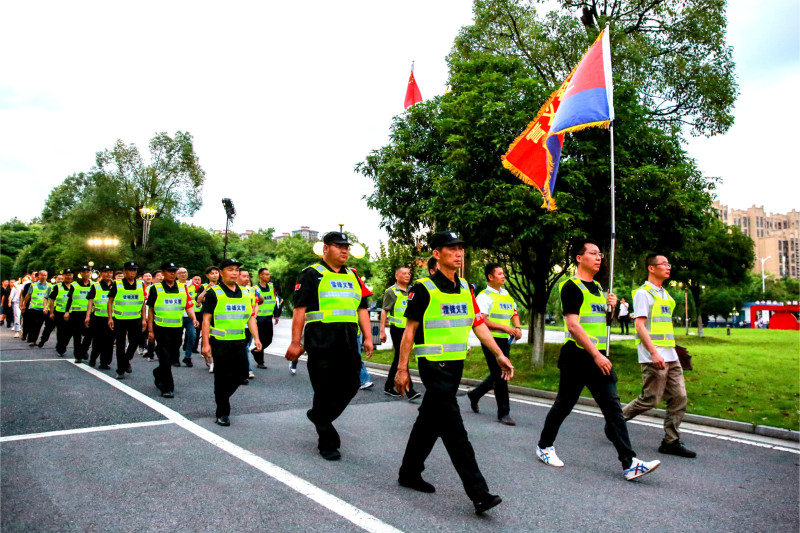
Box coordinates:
[257,282,276,317]
[153,282,186,328]
[633,284,676,347]
[53,283,71,313]
[413,277,475,361]
[209,285,252,340]
[387,284,408,328]
[92,282,112,317]
[69,282,92,312]
[305,264,361,324]
[559,276,608,351]
[113,279,144,319]
[29,283,51,311]
[481,287,515,339]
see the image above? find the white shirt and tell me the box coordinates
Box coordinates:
[476,285,517,317]
[632,281,678,364]
[618,301,629,317]
[9,287,20,304]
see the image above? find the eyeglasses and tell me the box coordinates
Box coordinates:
[654,262,672,268]
[582,251,604,258]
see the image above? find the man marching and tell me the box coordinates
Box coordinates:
[86,265,115,369]
[108,262,147,379]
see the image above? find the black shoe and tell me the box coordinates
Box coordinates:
[115,373,125,380]
[407,390,422,401]
[241,379,249,385]
[74,358,82,364]
[182,359,193,368]
[29,342,36,347]
[474,494,502,515]
[172,362,180,367]
[57,352,65,358]
[468,391,480,413]
[320,449,341,461]
[498,415,516,426]
[98,364,111,370]
[384,388,401,398]
[36,342,44,348]
[161,391,174,398]
[126,364,132,374]
[192,349,199,354]
[256,363,267,369]
[658,439,697,458]
[88,360,97,368]
[398,476,435,493]
[216,416,231,426]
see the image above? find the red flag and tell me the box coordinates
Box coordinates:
[404,70,423,109]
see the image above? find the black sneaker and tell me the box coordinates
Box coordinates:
[468,391,480,413]
[473,494,502,515]
[98,364,111,370]
[384,389,401,398]
[182,359,193,368]
[172,362,180,367]
[87,360,97,368]
[407,390,422,401]
[319,449,341,461]
[115,373,125,380]
[161,391,174,398]
[658,439,697,458]
[216,416,231,426]
[126,364,132,374]
[398,476,435,493]
[256,364,267,369]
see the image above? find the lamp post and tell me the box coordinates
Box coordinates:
[139,207,157,249]
[87,238,119,272]
[221,198,236,259]
[758,255,771,294]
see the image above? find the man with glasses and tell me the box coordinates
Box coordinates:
[622,254,696,458]
[535,238,661,481]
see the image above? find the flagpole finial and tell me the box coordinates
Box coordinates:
[411,60,415,73]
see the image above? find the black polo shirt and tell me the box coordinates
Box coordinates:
[560,277,606,357]
[292,260,370,351]
[48,282,71,301]
[404,270,483,345]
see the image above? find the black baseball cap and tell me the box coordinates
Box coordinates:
[160,261,179,271]
[322,231,350,245]
[78,264,91,271]
[61,268,74,275]
[98,265,113,272]
[429,231,465,250]
[219,258,243,270]
[123,261,139,270]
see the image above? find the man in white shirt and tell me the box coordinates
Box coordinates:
[622,254,696,458]
[618,297,630,334]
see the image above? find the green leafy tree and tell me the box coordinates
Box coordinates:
[1,218,43,278]
[358,0,734,366]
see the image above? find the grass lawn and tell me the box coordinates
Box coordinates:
[371,327,799,430]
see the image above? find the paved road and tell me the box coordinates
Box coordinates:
[1,326,797,532]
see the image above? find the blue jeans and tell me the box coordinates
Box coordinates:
[357,333,371,386]
[182,316,196,360]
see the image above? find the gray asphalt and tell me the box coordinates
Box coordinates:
[1,325,797,532]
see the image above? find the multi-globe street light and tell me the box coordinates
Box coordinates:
[139,207,157,249]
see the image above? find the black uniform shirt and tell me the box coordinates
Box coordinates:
[560,277,606,357]
[404,270,483,345]
[292,260,370,351]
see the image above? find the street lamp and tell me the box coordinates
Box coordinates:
[221,198,236,259]
[758,255,771,294]
[139,207,157,248]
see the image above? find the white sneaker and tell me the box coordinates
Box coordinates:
[290,365,296,375]
[248,371,255,379]
[209,363,214,374]
[13,332,20,338]
[624,457,661,481]
[359,381,374,390]
[536,446,564,467]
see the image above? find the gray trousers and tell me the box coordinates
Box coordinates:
[622,360,687,444]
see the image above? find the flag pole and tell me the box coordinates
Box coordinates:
[606,119,616,357]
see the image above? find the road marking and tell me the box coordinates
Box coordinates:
[0,358,68,363]
[69,360,403,533]
[0,420,174,442]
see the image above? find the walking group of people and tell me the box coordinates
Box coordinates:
[2,229,696,516]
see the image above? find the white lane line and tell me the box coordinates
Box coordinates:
[0,420,174,443]
[0,358,68,363]
[69,360,403,533]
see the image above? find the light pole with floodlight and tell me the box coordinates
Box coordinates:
[139,207,157,248]
[758,255,771,294]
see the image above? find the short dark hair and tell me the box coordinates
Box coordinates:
[645,254,662,268]
[571,238,601,258]
[204,266,219,275]
[484,263,502,280]
[113,270,123,277]
[258,268,269,275]
[395,265,410,274]
[427,257,437,272]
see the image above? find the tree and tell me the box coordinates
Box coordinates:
[1,218,43,278]
[358,0,734,366]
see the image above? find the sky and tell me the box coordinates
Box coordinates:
[2,0,798,254]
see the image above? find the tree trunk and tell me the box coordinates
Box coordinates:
[691,286,704,338]
[530,308,545,368]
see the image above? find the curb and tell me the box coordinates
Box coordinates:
[364,360,800,443]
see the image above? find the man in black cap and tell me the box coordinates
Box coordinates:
[286,231,374,460]
[37,272,63,348]
[201,258,262,426]
[86,265,115,368]
[147,261,198,397]
[48,269,75,356]
[64,265,94,363]
[394,231,514,515]
[108,261,147,379]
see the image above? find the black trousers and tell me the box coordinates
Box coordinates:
[68,311,92,359]
[25,309,45,344]
[89,315,114,366]
[210,338,249,417]
[469,341,511,418]
[4,305,12,327]
[399,358,490,501]
[54,311,70,355]
[38,313,56,345]
[114,318,142,373]
[21,308,30,340]
[306,346,361,452]
[619,315,630,335]
[538,346,636,467]
[153,326,182,393]
[251,318,274,364]
[385,326,417,394]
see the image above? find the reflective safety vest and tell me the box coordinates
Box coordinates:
[153,282,186,328]
[305,264,361,324]
[209,285,252,340]
[54,283,71,313]
[29,283,51,311]
[92,282,112,317]
[559,276,608,351]
[69,282,92,312]
[413,277,475,361]
[113,279,145,319]
[257,282,276,317]
[633,284,676,347]
[480,287,515,339]
[386,284,408,329]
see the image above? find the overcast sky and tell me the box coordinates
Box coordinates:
[2,1,797,253]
